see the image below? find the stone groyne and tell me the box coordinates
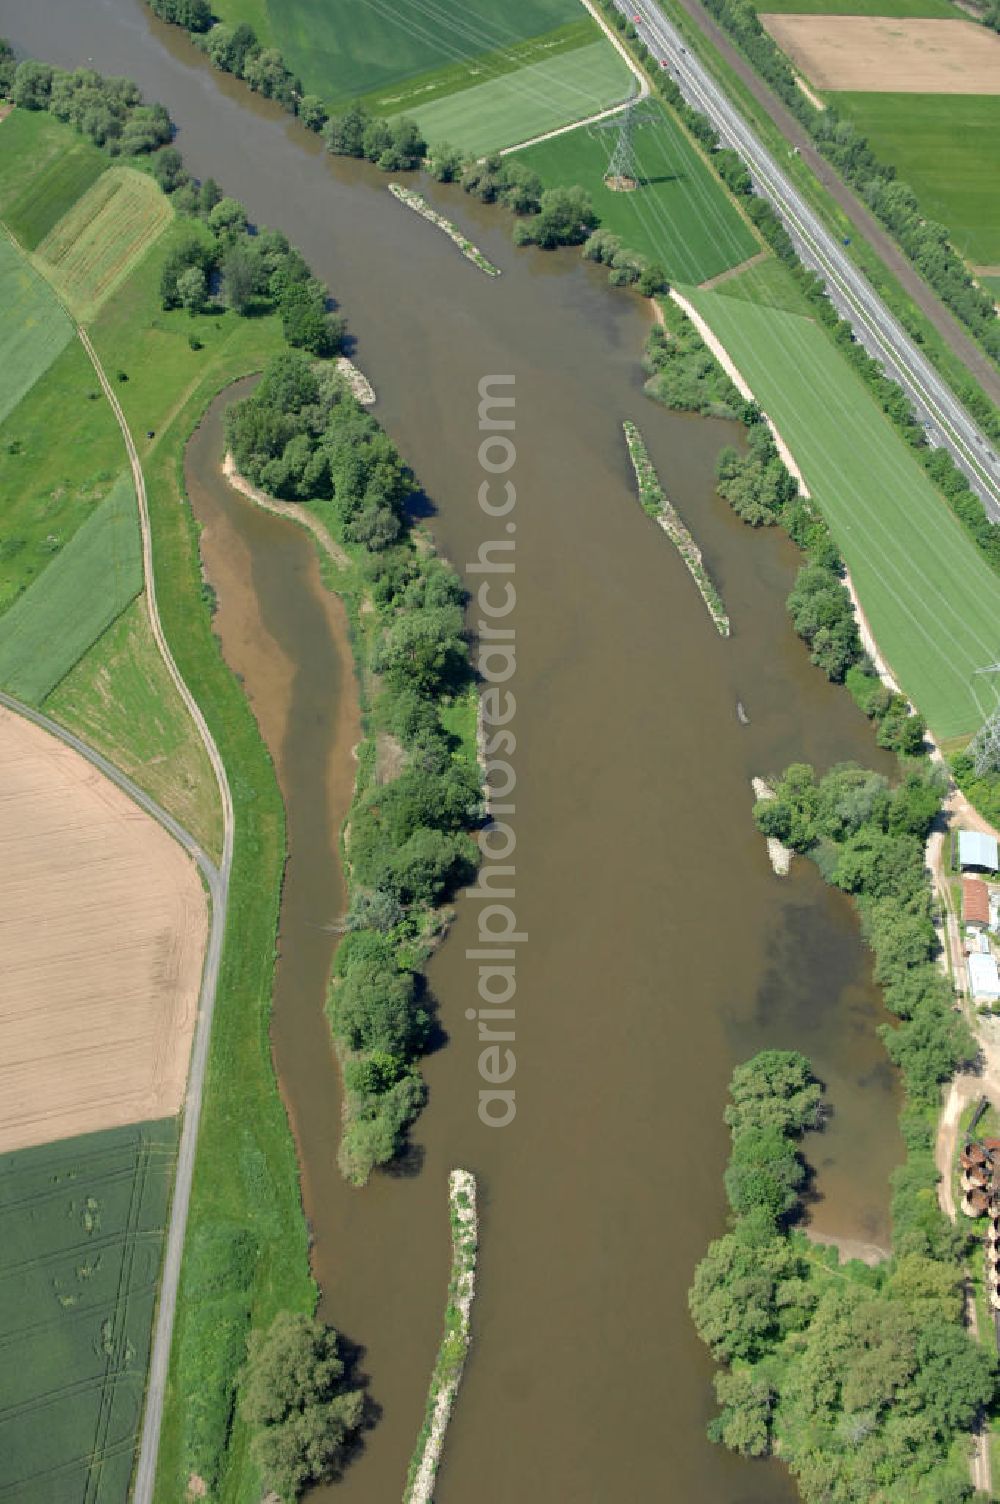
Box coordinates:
[403,1169,479,1504]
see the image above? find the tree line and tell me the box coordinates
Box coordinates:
[690,1050,995,1501]
[0,48,172,154]
[755,763,972,1108]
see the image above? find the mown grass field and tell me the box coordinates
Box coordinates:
[37,166,174,322]
[0,1120,176,1504]
[832,92,1000,265]
[0,232,73,426]
[0,472,142,703]
[398,39,636,154]
[683,287,1000,738]
[362,16,595,116]
[515,102,758,283]
[263,0,583,101]
[47,597,224,859]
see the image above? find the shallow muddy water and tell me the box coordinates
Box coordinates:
[2,3,904,1497]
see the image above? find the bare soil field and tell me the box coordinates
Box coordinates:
[759,14,1000,91]
[0,706,207,1150]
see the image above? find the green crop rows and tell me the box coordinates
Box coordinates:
[0,472,142,703]
[0,1121,176,1504]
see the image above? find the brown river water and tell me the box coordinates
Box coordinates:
[1,3,902,1498]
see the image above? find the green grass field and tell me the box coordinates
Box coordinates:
[37,167,174,322]
[753,0,956,13]
[361,16,596,116]
[0,472,142,703]
[0,338,127,615]
[515,102,759,283]
[1,136,105,252]
[0,110,102,225]
[0,1120,176,1504]
[682,288,1000,739]
[47,598,223,858]
[711,254,816,316]
[262,0,583,102]
[832,93,1000,265]
[397,39,636,154]
[0,232,73,427]
[981,275,1000,299]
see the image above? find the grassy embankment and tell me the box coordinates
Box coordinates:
[514,99,759,282]
[681,286,1000,741]
[831,93,1000,268]
[645,0,1000,439]
[0,1121,178,1504]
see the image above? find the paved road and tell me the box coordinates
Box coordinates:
[667,0,1000,410]
[619,0,1000,517]
[75,328,235,1504]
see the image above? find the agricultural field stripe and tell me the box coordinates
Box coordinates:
[393,39,636,155]
[683,286,1000,738]
[0,473,142,705]
[360,16,597,115]
[0,233,73,427]
[35,167,174,323]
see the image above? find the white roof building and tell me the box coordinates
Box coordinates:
[968,951,1000,1001]
[959,830,999,871]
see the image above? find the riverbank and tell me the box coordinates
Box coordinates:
[403,1170,479,1504]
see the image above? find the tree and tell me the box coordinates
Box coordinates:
[176,264,207,315]
[428,142,463,182]
[298,95,327,132]
[323,106,368,157]
[151,144,186,193]
[526,186,598,248]
[222,241,265,313]
[241,1312,364,1501]
[724,1050,822,1137]
[709,1367,774,1455]
[723,1124,805,1221]
[11,60,53,109]
[208,195,249,242]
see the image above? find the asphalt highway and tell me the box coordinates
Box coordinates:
[618,0,1000,518]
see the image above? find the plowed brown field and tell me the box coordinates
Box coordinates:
[759,15,1000,93]
[0,706,206,1150]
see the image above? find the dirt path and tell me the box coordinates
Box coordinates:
[668,0,1000,407]
[74,333,235,1504]
[698,246,769,290]
[499,0,649,156]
